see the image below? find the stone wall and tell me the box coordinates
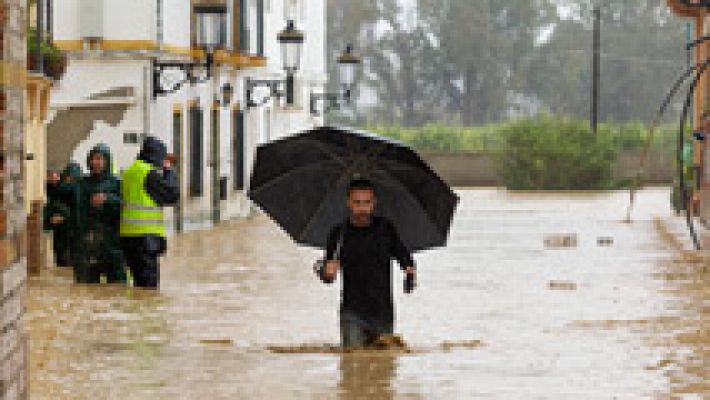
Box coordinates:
[0,0,28,399]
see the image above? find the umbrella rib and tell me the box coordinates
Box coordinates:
[298,166,356,243]
[368,166,448,240]
[249,159,344,197]
[300,137,349,168]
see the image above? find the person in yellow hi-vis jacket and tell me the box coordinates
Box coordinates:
[120,136,179,288]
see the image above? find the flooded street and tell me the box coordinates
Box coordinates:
[27,189,707,399]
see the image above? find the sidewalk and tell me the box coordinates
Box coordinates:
[654,213,710,256]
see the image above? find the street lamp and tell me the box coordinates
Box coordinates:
[245,20,304,109]
[152,5,227,98]
[337,44,361,101]
[278,19,304,105]
[219,82,234,107]
[310,44,362,115]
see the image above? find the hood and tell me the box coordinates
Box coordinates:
[60,161,82,182]
[86,143,114,178]
[138,136,167,169]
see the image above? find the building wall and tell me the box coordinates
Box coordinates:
[162,0,191,50]
[24,75,51,212]
[52,0,80,43]
[103,0,156,43]
[0,0,29,398]
[53,0,157,46]
[49,0,327,231]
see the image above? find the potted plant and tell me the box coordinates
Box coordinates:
[27,28,67,80]
[42,44,67,80]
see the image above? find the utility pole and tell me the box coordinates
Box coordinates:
[591,6,600,133]
[687,22,694,125]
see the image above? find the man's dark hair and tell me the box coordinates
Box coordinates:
[348,178,376,195]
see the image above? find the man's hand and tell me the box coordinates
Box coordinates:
[50,215,64,225]
[90,193,107,207]
[324,260,340,281]
[163,154,176,170]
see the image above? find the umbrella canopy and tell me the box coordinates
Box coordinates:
[247,126,459,252]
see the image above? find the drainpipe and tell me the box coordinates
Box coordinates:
[157,0,163,48]
[47,0,53,43]
[144,65,151,140]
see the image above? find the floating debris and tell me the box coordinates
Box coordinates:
[370,334,408,350]
[199,338,234,345]
[597,237,614,246]
[268,335,412,354]
[267,336,483,354]
[548,281,577,290]
[267,344,341,354]
[544,234,578,248]
[440,340,483,351]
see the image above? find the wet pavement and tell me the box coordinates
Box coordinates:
[27,188,708,399]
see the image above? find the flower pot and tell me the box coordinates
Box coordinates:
[44,54,67,80]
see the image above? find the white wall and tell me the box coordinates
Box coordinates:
[161,0,191,49]
[52,0,80,41]
[53,0,156,42]
[103,0,156,42]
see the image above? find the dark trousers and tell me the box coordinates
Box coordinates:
[74,257,126,284]
[121,236,165,289]
[340,309,393,348]
[74,228,126,284]
[52,228,72,267]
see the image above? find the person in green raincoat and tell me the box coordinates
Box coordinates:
[44,163,83,267]
[671,141,697,213]
[73,144,126,284]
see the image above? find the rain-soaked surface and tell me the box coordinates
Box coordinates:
[27,188,708,399]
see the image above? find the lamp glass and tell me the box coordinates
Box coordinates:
[195,9,226,49]
[339,63,357,89]
[281,41,302,72]
[278,20,304,73]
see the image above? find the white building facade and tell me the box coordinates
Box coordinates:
[49,0,327,231]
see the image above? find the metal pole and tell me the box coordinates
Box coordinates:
[144,64,151,138]
[687,22,694,126]
[591,6,600,133]
[210,53,220,224]
[286,72,294,105]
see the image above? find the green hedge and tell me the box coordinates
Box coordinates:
[495,117,619,190]
[369,124,502,152]
[369,117,680,190]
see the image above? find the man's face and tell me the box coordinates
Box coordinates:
[89,153,106,175]
[348,188,376,223]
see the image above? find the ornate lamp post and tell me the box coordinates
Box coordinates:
[310,44,362,115]
[245,20,304,109]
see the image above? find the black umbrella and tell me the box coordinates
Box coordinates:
[247,126,459,252]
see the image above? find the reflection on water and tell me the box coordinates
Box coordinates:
[338,353,397,400]
[26,188,707,399]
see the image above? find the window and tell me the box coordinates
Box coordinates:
[189,105,204,197]
[239,0,249,52]
[233,110,245,191]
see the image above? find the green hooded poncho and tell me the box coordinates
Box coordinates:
[73,143,126,284]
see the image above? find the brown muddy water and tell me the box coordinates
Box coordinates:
[26,188,707,399]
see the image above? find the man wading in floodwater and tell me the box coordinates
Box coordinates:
[320,179,416,348]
